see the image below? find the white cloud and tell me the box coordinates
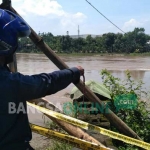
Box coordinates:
[11,0,87,35]
[12,0,64,16]
[23,0,64,16]
[60,12,87,27]
[123,19,143,31]
[59,12,87,35]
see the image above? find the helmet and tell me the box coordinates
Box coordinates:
[0,9,31,56]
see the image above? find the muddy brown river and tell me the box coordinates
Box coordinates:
[17,53,150,91]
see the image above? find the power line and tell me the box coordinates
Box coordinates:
[85,0,126,34]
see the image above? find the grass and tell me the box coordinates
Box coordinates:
[45,140,72,150]
[127,52,150,56]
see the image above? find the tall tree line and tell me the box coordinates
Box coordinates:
[17,28,150,54]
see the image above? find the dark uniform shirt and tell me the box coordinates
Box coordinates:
[0,65,80,150]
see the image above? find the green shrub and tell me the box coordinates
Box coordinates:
[101,69,150,149]
[46,140,72,150]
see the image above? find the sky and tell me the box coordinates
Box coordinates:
[1,0,150,36]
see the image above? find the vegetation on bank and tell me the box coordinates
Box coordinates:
[101,70,150,150]
[18,27,150,54]
[43,70,150,150]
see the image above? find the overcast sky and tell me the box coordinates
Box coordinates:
[1,0,150,36]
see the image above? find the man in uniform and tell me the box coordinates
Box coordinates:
[0,9,84,150]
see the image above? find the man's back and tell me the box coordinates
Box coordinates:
[0,66,31,150]
[0,9,83,150]
[0,65,81,150]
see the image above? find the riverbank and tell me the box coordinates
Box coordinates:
[57,52,150,57]
[16,52,150,57]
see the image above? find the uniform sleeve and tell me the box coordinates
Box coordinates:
[13,67,80,101]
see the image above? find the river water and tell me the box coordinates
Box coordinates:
[16,53,150,124]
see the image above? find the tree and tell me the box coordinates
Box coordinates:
[102,33,116,53]
[95,37,104,53]
[61,36,72,53]
[85,35,97,53]
[18,27,150,54]
[114,33,123,53]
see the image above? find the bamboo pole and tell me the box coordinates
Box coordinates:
[0,3,141,140]
[8,54,17,72]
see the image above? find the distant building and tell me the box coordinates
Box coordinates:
[69,34,102,39]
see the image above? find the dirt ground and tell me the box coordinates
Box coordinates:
[30,133,52,150]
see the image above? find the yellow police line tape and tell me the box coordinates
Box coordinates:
[30,123,112,150]
[27,102,150,149]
